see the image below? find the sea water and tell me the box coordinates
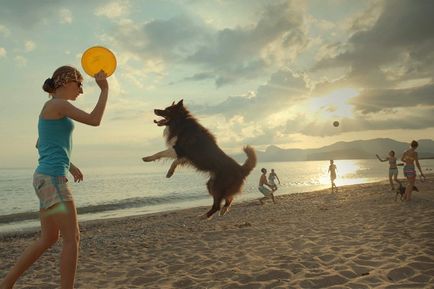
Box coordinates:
[1,159,433,234]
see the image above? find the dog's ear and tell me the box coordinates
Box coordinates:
[176,99,184,107]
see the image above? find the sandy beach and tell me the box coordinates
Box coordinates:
[1,176,433,289]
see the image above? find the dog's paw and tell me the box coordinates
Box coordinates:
[142,156,154,162]
[219,207,229,216]
[199,213,212,220]
[166,170,174,178]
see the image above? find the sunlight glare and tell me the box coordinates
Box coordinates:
[319,160,370,186]
[310,87,359,119]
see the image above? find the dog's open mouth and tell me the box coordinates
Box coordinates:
[153,118,169,126]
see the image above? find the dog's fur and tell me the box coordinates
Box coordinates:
[395,183,419,201]
[142,100,257,219]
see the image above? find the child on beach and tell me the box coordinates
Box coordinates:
[328,160,338,192]
[0,66,108,289]
[401,140,425,201]
[258,168,276,205]
[268,169,280,192]
[376,151,402,190]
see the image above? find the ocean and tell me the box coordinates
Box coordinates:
[1,159,433,234]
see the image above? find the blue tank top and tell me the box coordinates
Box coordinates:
[36,117,74,176]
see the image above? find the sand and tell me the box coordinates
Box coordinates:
[1,176,434,289]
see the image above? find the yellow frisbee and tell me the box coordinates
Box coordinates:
[81,46,117,77]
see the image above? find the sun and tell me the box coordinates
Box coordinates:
[309,87,359,119]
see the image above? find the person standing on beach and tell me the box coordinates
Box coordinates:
[401,140,425,202]
[268,169,280,192]
[258,168,276,205]
[0,66,108,289]
[328,160,338,192]
[376,151,402,190]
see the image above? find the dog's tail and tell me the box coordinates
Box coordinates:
[241,145,257,177]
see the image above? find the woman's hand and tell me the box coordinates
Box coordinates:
[69,163,84,183]
[95,70,108,91]
[420,173,426,182]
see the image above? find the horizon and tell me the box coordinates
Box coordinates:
[1,0,434,168]
[1,137,433,169]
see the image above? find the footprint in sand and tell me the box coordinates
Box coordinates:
[386,266,415,281]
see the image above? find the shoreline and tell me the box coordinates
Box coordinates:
[0,175,387,236]
[1,177,433,288]
[0,175,431,236]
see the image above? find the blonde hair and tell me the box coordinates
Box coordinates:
[42,65,83,93]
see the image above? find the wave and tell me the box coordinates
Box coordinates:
[0,191,207,224]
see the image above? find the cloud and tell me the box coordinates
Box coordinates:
[117,16,209,60]
[95,1,130,18]
[212,101,434,143]
[308,16,336,32]
[0,0,63,27]
[279,104,434,137]
[350,84,434,114]
[171,69,312,146]
[170,68,315,147]
[186,1,308,86]
[24,40,36,52]
[0,25,10,37]
[306,0,434,132]
[100,15,209,88]
[14,55,27,66]
[0,47,6,57]
[105,1,308,87]
[180,71,214,83]
[313,0,434,90]
[154,0,434,142]
[59,8,72,24]
[0,1,102,27]
[192,69,310,121]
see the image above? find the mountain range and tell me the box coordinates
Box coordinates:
[235,138,434,162]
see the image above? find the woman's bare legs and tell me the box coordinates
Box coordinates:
[0,208,60,289]
[404,177,416,201]
[0,201,79,289]
[55,201,80,289]
[270,193,276,204]
[389,175,394,190]
[331,180,337,192]
[259,194,276,205]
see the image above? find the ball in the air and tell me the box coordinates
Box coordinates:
[333,121,340,127]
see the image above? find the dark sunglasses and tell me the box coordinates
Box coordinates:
[73,81,83,88]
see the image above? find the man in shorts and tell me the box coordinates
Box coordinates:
[258,168,276,205]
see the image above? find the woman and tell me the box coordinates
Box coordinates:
[1,66,108,289]
[328,160,338,192]
[376,150,402,190]
[268,168,281,192]
[401,140,425,201]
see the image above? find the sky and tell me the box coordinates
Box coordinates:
[1,0,434,168]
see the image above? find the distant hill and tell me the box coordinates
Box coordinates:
[235,138,434,162]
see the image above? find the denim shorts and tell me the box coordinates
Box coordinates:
[389,167,398,177]
[33,172,73,209]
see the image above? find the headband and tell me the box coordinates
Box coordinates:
[52,70,82,89]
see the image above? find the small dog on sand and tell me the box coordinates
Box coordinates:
[395,183,419,201]
[142,100,257,219]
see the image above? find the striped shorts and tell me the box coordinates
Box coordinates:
[33,172,73,209]
[403,165,416,178]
